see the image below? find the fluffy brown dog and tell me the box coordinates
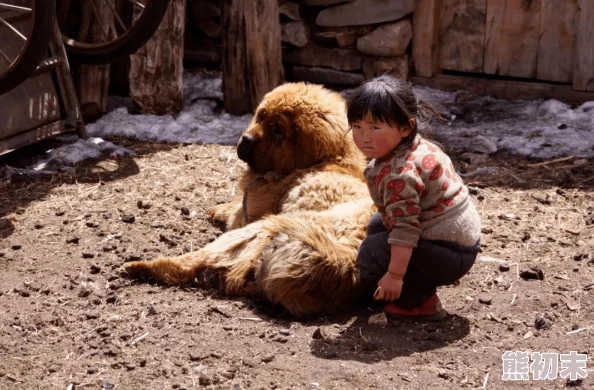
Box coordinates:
[125,82,374,316]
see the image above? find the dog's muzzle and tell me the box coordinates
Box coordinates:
[237,134,254,162]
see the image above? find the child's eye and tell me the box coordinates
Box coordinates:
[370,126,379,130]
[352,125,360,129]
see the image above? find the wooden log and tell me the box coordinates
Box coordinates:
[412,0,440,77]
[129,0,185,115]
[438,0,486,73]
[573,0,594,91]
[483,0,541,78]
[76,0,115,121]
[537,0,576,83]
[222,0,284,115]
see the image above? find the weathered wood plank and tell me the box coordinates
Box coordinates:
[412,74,594,105]
[439,0,487,73]
[573,0,594,91]
[222,0,283,115]
[537,0,576,83]
[130,0,185,115]
[412,0,440,77]
[483,0,541,78]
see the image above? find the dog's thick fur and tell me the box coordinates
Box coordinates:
[125,82,374,316]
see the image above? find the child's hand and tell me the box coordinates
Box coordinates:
[374,273,403,301]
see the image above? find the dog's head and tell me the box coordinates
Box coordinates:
[236,83,362,175]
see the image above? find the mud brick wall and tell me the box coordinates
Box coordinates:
[185,0,415,87]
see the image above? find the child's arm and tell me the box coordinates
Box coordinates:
[375,245,412,301]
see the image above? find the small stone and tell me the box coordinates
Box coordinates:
[66,236,80,244]
[34,223,44,229]
[48,364,61,373]
[368,312,388,325]
[261,354,275,363]
[279,329,291,336]
[558,123,568,130]
[572,324,580,331]
[312,327,324,339]
[137,200,144,209]
[181,207,190,216]
[82,252,96,259]
[574,253,589,261]
[520,267,545,281]
[126,253,143,262]
[105,294,117,304]
[87,367,97,374]
[535,316,549,330]
[566,378,583,387]
[147,305,158,316]
[13,285,29,297]
[189,353,202,362]
[479,296,492,305]
[100,380,115,389]
[55,211,65,216]
[499,264,511,272]
[86,311,100,320]
[90,264,101,274]
[86,221,99,228]
[121,215,135,223]
[11,244,21,250]
[481,227,493,234]
[126,364,136,371]
[79,287,92,298]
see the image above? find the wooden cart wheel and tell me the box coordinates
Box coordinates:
[0,0,55,94]
[58,0,170,64]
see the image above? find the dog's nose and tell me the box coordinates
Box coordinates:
[237,134,254,162]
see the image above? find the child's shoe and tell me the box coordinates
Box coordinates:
[384,294,447,321]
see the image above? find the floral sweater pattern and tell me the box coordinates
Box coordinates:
[364,135,475,248]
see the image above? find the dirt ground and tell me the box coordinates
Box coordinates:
[0,135,593,390]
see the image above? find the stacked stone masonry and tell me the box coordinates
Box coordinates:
[186,0,415,86]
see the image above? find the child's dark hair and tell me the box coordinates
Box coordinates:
[346,75,442,147]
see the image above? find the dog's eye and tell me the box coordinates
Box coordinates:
[272,127,284,141]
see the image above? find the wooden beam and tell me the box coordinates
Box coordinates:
[412,0,440,77]
[573,0,594,91]
[537,0,576,83]
[438,0,486,73]
[483,0,541,78]
[222,0,284,115]
[412,74,594,105]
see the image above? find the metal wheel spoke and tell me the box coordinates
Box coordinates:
[87,0,111,42]
[0,47,13,65]
[0,3,31,12]
[0,16,27,40]
[103,0,127,35]
[123,0,145,10]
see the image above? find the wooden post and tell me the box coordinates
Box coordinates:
[412,0,440,77]
[573,0,594,91]
[222,0,284,115]
[76,0,115,121]
[129,0,185,114]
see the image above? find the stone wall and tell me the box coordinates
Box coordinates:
[185,0,415,87]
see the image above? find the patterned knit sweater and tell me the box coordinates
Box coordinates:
[364,135,481,247]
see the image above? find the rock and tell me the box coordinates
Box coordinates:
[11,244,21,250]
[34,223,44,229]
[55,210,65,216]
[86,221,99,228]
[574,253,589,261]
[90,264,102,274]
[357,20,411,56]
[520,267,544,281]
[181,207,190,216]
[312,327,324,339]
[282,21,309,47]
[279,1,300,20]
[368,312,388,326]
[566,378,583,387]
[100,380,116,389]
[288,66,364,85]
[362,54,409,80]
[535,315,549,330]
[86,311,101,320]
[261,354,275,363]
[79,287,92,298]
[279,328,292,336]
[499,264,511,272]
[82,252,96,259]
[558,123,568,130]
[147,305,158,316]
[468,135,498,154]
[479,296,492,305]
[460,152,489,165]
[189,353,202,362]
[481,227,493,234]
[126,253,143,262]
[316,0,415,27]
[121,215,135,223]
[13,284,30,297]
[283,44,362,71]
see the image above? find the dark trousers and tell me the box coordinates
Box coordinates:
[357,213,480,309]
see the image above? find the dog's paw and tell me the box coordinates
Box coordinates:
[123,261,153,280]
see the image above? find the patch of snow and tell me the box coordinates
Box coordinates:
[10,72,594,171]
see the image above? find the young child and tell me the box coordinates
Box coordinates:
[347,75,481,321]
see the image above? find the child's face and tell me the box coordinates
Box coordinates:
[351,117,413,160]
